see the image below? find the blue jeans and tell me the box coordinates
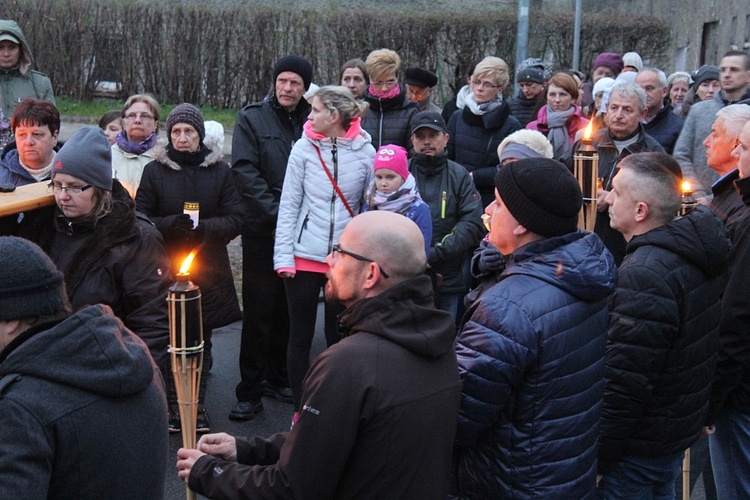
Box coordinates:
[710,408,750,498]
[437,292,461,320]
[597,452,684,499]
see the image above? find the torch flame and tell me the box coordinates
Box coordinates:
[682,181,692,195]
[583,120,594,141]
[179,251,197,275]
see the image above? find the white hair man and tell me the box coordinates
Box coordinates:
[635,67,685,153]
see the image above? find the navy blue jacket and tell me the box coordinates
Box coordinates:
[643,105,684,154]
[446,102,521,207]
[455,231,617,499]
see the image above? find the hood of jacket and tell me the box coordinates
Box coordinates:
[626,205,730,278]
[302,116,372,151]
[504,230,617,302]
[0,20,33,76]
[0,305,157,397]
[150,140,223,171]
[338,274,455,359]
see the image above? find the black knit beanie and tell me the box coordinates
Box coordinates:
[494,158,582,237]
[273,55,313,90]
[0,237,68,321]
[167,103,205,144]
[52,126,112,190]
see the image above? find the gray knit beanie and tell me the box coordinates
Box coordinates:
[52,126,113,190]
[494,158,582,237]
[166,103,205,144]
[0,237,69,321]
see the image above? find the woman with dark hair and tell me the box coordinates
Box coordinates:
[112,93,164,197]
[339,58,369,100]
[446,56,522,207]
[526,72,589,163]
[136,103,243,433]
[274,86,374,418]
[98,109,122,145]
[361,48,418,151]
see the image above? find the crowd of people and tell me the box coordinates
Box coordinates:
[1,16,750,499]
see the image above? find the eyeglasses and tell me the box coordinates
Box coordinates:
[407,87,431,99]
[332,243,390,278]
[471,80,501,89]
[371,79,398,89]
[48,182,93,195]
[123,112,155,122]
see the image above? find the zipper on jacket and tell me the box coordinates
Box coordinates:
[297,209,310,244]
[328,139,338,253]
[441,191,447,219]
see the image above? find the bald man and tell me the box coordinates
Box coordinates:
[178,211,461,499]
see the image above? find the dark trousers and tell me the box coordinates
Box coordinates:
[235,233,290,402]
[285,271,343,407]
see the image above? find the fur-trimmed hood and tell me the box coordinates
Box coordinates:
[149,140,223,171]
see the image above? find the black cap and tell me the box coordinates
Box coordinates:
[273,55,313,90]
[516,67,545,84]
[410,111,447,136]
[404,67,439,88]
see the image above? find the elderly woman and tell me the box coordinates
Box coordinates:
[136,104,243,433]
[675,66,719,120]
[526,72,589,163]
[446,56,522,207]
[340,58,369,100]
[361,48,418,151]
[667,72,691,111]
[274,86,374,417]
[112,94,164,197]
[18,126,172,391]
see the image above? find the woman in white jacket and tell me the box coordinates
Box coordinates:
[274,86,375,412]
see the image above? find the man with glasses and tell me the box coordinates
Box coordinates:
[178,210,461,498]
[0,98,60,186]
[404,66,442,114]
[230,55,313,421]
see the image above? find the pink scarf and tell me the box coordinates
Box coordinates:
[368,83,402,100]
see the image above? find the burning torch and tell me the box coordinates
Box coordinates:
[574,121,600,232]
[680,181,696,216]
[168,251,203,500]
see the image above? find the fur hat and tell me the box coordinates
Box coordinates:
[494,158,581,237]
[52,126,112,190]
[404,67,438,88]
[374,144,409,180]
[166,103,205,144]
[0,236,68,321]
[274,55,313,90]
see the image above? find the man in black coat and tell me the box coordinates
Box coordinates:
[635,68,684,154]
[598,152,730,497]
[178,212,461,499]
[230,55,313,420]
[705,119,750,498]
[0,236,167,499]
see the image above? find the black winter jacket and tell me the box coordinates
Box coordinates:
[569,125,665,265]
[643,105,684,154]
[599,206,730,472]
[18,181,172,370]
[446,101,522,207]
[137,142,243,329]
[508,91,543,128]
[0,305,168,499]
[188,276,461,499]
[707,176,750,423]
[456,231,617,499]
[710,168,745,231]
[361,85,419,153]
[231,96,310,236]
[409,152,485,293]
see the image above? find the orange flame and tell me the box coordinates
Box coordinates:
[682,181,692,195]
[583,120,594,140]
[179,251,197,274]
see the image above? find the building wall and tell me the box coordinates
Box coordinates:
[543,0,749,73]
